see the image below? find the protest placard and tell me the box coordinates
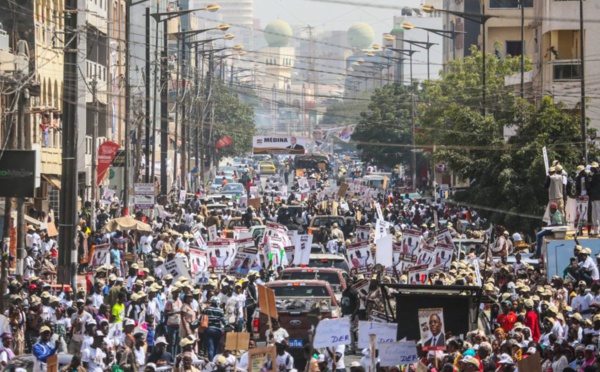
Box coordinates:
[208,224,218,242]
[155,257,190,280]
[357,321,398,348]
[312,317,351,349]
[346,241,373,275]
[189,247,208,275]
[207,241,233,274]
[378,341,418,367]
[231,238,261,276]
[400,229,422,256]
[89,244,110,269]
[226,332,251,351]
[355,226,370,242]
[257,284,278,320]
[248,346,276,372]
[293,234,312,265]
[375,235,393,267]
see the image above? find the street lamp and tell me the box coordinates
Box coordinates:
[386,33,437,80]
[150,3,220,196]
[401,21,465,61]
[420,4,495,113]
[170,25,231,188]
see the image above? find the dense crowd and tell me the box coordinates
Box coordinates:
[4,157,600,372]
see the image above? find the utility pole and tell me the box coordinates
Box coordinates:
[16,87,27,279]
[59,0,80,288]
[0,90,18,311]
[123,5,132,216]
[90,77,98,232]
[145,7,152,183]
[173,37,180,191]
[160,20,169,197]
[180,37,187,191]
[580,0,587,163]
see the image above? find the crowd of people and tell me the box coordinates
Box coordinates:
[5,156,600,372]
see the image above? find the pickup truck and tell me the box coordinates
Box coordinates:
[252,280,340,369]
[279,267,350,301]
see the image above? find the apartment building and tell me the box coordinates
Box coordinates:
[532,0,600,130]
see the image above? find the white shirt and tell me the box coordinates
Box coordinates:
[572,292,593,318]
[141,235,153,254]
[276,352,294,371]
[580,257,600,280]
[82,347,107,372]
[90,293,104,309]
[326,345,345,370]
[134,347,146,372]
[24,256,36,280]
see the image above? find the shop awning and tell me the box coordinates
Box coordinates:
[42,174,61,190]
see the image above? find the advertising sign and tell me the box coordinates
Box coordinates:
[134,183,155,209]
[97,141,120,184]
[252,136,307,155]
[0,150,37,197]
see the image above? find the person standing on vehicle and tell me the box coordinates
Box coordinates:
[245,272,258,334]
[266,318,289,346]
[341,278,360,354]
[546,166,565,216]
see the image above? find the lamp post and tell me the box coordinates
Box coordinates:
[421,4,495,113]
[388,47,418,85]
[151,3,220,197]
[385,34,437,80]
[170,25,231,191]
[400,21,465,62]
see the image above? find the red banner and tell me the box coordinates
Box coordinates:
[97,141,120,185]
[215,135,233,149]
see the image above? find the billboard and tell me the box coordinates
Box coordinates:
[252,136,306,155]
[0,150,37,197]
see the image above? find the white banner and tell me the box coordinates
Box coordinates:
[155,257,191,280]
[293,234,313,265]
[253,136,307,155]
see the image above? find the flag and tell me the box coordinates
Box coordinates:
[215,135,233,149]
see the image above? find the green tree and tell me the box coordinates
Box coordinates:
[353,84,416,168]
[418,47,590,234]
[321,95,370,125]
[211,82,256,160]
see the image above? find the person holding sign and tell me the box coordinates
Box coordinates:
[32,326,59,371]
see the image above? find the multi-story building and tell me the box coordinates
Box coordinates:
[532,0,599,130]
[0,1,63,215]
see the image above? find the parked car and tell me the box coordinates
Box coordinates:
[221,183,245,198]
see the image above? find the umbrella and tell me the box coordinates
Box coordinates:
[103,216,152,233]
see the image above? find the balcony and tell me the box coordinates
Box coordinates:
[553,59,582,81]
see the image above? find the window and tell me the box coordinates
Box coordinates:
[506,41,523,57]
[489,0,533,8]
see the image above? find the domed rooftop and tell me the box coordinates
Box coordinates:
[264,20,293,47]
[347,22,374,49]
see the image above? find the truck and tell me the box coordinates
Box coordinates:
[251,280,340,370]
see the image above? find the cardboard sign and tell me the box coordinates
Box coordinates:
[46,354,58,372]
[358,321,398,348]
[226,332,251,351]
[355,225,370,242]
[337,183,349,198]
[318,163,326,170]
[248,346,276,372]
[312,317,351,349]
[298,177,310,194]
[378,341,418,367]
[257,284,278,320]
[249,198,261,211]
[517,352,541,371]
[346,241,374,275]
[47,222,58,237]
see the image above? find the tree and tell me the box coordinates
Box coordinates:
[353,84,417,169]
[418,47,591,234]
[209,82,256,160]
[321,95,370,125]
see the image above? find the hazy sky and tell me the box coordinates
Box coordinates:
[254,0,423,41]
